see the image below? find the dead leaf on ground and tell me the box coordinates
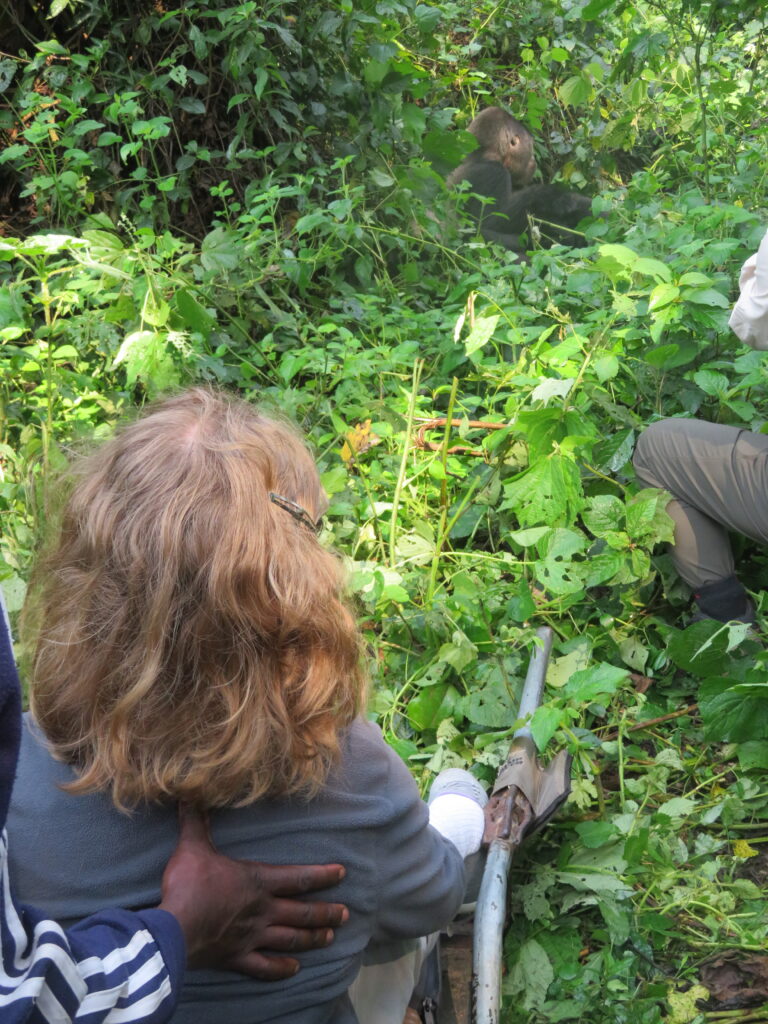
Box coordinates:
[700,953,768,1009]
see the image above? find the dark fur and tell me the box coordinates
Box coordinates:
[447,107,595,255]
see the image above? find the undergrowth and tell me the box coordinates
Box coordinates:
[2,0,768,1021]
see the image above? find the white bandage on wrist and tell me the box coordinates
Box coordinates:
[428,794,485,860]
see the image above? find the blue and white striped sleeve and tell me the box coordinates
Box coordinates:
[0,828,184,1023]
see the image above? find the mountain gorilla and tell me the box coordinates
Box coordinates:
[446,107,595,256]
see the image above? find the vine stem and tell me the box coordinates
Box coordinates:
[426,377,459,602]
[389,358,424,567]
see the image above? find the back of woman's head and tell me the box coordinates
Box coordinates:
[25,388,366,809]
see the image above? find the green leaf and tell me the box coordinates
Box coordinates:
[175,288,214,333]
[407,682,449,731]
[459,678,520,728]
[502,455,584,528]
[593,354,619,382]
[113,331,178,392]
[582,494,624,537]
[509,526,551,547]
[71,119,105,136]
[537,527,588,595]
[618,634,648,671]
[505,579,536,622]
[694,369,729,397]
[531,378,574,404]
[503,938,555,1011]
[530,705,564,751]
[648,282,680,311]
[581,0,620,18]
[592,428,635,473]
[141,290,170,328]
[699,679,768,742]
[201,227,239,271]
[438,630,477,673]
[667,622,734,677]
[559,75,592,107]
[683,287,729,308]
[656,796,696,820]
[564,662,628,702]
[737,741,768,771]
[626,489,675,544]
[575,820,619,848]
[0,144,29,165]
[547,641,591,688]
[464,315,499,356]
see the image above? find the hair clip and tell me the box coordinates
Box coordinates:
[269,492,323,534]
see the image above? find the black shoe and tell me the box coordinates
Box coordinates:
[692,576,756,624]
[688,599,756,625]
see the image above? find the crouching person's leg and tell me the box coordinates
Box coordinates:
[633,417,768,622]
[349,769,487,1024]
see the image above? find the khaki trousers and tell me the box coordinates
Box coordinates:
[633,418,768,589]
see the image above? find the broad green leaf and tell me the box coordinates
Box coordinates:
[438,630,477,673]
[618,634,648,671]
[559,75,592,107]
[71,119,105,136]
[175,288,214,333]
[564,662,628,702]
[141,289,170,328]
[699,679,768,742]
[556,844,630,895]
[201,227,239,271]
[581,0,620,18]
[509,526,551,547]
[537,527,588,595]
[575,821,619,848]
[547,640,591,688]
[505,580,536,622]
[644,341,699,370]
[113,331,178,392]
[656,796,696,820]
[502,454,583,528]
[530,705,564,750]
[633,257,672,282]
[683,287,729,308]
[582,494,624,537]
[531,378,574,404]
[592,427,635,473]
[693,369,729,397]
[407,682,449,731]
[648,283,680,311]
[503,938,554,1011]
[667,622,733,676]
[737,741,768,771]
[459,678,520,728]
[593,354,619,382]
[464,315,499,356]
[582,548,627,586]
[596,243,639,272]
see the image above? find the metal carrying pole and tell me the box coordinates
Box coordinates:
[471,626,554,1024]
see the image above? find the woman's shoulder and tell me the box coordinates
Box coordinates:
[339,718,410,784]
[332,717,427,818]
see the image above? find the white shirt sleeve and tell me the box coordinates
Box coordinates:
[728,228,768,350]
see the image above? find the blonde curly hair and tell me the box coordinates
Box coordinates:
[25,388,366,810]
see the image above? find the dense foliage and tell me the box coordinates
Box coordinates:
[2,1,768,1021]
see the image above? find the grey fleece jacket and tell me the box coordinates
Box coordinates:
[7,715,465,1024]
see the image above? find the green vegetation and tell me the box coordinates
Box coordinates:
[2,1,768,1020]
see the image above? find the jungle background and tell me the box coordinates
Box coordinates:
[2,0,768,1020]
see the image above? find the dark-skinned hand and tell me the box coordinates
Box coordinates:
[158,803,348,979]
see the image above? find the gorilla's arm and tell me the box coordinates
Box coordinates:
[458,157,526,253]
